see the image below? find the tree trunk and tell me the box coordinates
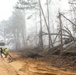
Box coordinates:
[38,0,53,49]
[59,12,63,52]
[39,8,43,50]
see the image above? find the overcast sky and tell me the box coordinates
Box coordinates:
[0,0,17,21]
[0,0,70,21]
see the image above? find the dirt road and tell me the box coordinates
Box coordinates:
[0,53,76,75]
[0,57,26,75]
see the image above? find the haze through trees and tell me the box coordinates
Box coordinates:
[0,0,76,54]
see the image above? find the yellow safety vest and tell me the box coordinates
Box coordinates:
[4,48,9,53]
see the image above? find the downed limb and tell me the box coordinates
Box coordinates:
[42,32,70,37]
[53,30,61,44]
[61,13,76,26]
[64,26,72,35]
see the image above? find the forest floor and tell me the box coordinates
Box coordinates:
[0,50,76,75]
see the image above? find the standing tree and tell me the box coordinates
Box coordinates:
[5,8,26,49]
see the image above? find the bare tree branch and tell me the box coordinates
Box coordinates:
[61,13,76,26]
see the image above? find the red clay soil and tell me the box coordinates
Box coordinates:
[0,52,76,75]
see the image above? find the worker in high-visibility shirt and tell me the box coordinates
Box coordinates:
[3,48,10,58]
[0,47,4,58]
[0,47,13,62]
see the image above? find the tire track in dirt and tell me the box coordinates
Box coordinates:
[20,59,76,75]
[0,57,26,75]
[0,53,76,75]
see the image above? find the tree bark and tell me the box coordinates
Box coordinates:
[38,0,53,49]
[39,7,43,50]
[59,12,63,52]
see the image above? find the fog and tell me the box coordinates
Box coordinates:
[0,0,75,51]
